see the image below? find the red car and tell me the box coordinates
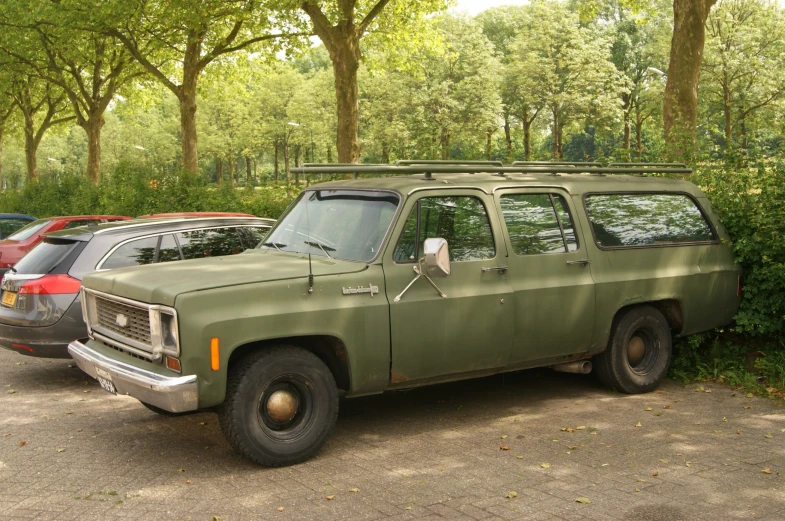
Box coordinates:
[0,215,131,275]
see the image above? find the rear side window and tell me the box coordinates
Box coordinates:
[101,236,159,269]
[7,219,50,241]
[236,226,269,249]
[585,193,715,248]
[0,219,32,239]
[157,234,182,263]
[13,239,80,274]
[177,227,245,260]
[500,193,578,255]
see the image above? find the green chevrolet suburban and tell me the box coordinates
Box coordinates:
[69,163,741,467]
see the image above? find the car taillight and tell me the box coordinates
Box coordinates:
[737,275,744,296]
[18,274,82,295]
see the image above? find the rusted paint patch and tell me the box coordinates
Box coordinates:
[390,371,408,383]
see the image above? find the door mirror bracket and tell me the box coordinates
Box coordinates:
[394,238,450,302]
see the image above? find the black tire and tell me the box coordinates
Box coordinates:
[594,306,672,394]
[141,402,195,417]
[218,346,339,467]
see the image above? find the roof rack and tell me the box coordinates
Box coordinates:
[396,160,505,167]
[511,161,602,167]
[607,162,687,168]
[291,164,693,180]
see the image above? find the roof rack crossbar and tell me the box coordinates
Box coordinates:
[607,162,687,168]
[511,161,603,167]
[291,165,693,176]
[396,160,505,167]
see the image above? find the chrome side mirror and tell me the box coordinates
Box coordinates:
[423,238,450,277]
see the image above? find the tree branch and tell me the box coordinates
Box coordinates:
[107,28,179,95]
[359,0,391,36]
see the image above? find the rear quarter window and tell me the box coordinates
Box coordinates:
[584,193,715,248]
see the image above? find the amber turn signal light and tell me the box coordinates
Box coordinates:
[165,356,181,373]
[210,337,220,371]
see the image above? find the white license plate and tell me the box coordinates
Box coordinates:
[95,369,116,395]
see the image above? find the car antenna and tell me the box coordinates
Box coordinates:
[305,191,314,294]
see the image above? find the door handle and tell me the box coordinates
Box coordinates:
[482,266,509,273]
[566,259,590,266]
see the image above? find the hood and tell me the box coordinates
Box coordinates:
[81,250,369,306]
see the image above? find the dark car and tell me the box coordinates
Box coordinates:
[0,215,131,275]
[0,216,274,358]
[0,214,36,239]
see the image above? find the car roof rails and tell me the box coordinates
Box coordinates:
[292,163,693,180]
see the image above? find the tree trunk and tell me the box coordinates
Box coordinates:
[327,145,333,163]
[551,108,560,160]
[0,125,4,179]
[331,41,361,163]
[635,104,644,161]
[274,139,279,183]
[178,37,202,175]
[283,140,291,183]
[253,157,257,185]
[216,157,223,186]
[245,155,252,187]
[523,120,532,161]
[82,116,105,185]
[504,116,512,163]
[723,85,732,152]
[228,156,235,188]
[440,128,450,160]
[663,0,718,156]
[23,112,38,182]
[294,145,301,186]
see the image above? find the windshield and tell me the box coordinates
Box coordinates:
[260,189,400,262]
[6,219,51,241]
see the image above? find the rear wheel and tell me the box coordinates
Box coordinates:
[594,306,672,394]
[218,346,338,467]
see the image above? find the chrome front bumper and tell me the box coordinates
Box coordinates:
[68,340,198,413]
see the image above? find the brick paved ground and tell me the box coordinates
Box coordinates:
[1,348,784,521]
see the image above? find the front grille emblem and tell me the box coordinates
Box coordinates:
[116,313,129,328]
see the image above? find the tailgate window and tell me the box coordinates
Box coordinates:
[13,239,81,274]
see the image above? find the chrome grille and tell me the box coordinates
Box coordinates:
[94,296,152,347]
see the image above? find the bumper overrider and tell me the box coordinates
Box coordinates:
[68,340,198,413]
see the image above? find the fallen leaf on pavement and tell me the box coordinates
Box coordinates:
[762,468,772,474]
[651,471,659,477]
[348,488,360,493]
[659,459,668,464]
[276,507,284,512]
[664,405,672,409]
[56,448,65,453]
[743,404,752,409]
[746,393,754,398]
[764,434,773,439]
[644,408,653,412]
[506,491,518,499]
[500,445,510,450]
[516,456,524,459]
[736,430,741,435]
[722,417,727,422]
[18,441,26,447]
[576,426,586,430]
[575,497,591,504]
[635,422,642,428]
[634,488,641,492]
[325,495,334,500]
[541,463,550,468]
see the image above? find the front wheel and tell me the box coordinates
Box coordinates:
[218,346,339,467]
[594,306,672,394]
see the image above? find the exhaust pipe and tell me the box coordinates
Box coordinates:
[552,361,592,374]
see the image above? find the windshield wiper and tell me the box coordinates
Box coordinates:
[262,241,287,252]
[304,240,335,258]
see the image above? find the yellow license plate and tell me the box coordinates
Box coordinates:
[1,291,17,307]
